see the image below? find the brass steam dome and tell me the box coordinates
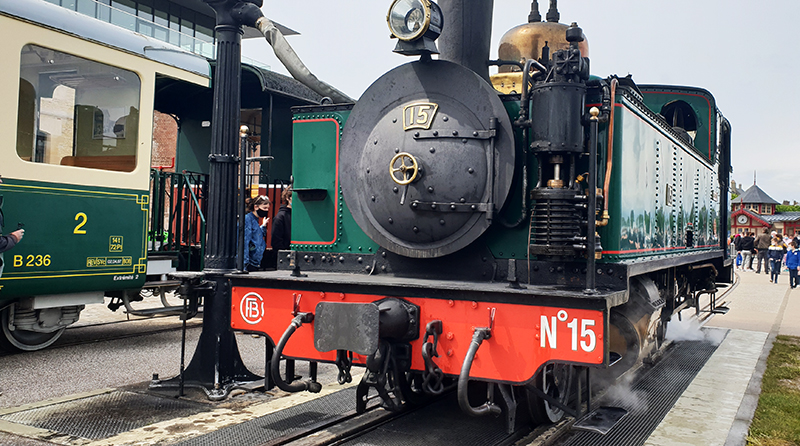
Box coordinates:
[491,1,589,94]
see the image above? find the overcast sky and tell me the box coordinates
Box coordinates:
[242,0,800,203]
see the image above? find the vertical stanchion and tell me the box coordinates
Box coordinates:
[165,0,264,398]
[237,125,248,273]
[585,107,600,294]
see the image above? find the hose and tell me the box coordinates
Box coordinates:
[270,313,322,393]
[457,328,501,416]
[254,16,353,104]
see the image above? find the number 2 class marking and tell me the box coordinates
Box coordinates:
[74,212,87,234]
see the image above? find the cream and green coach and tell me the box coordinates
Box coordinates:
[0,0,209,350]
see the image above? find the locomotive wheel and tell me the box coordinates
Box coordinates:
[0,307,65,352]
[607,310,641,372]
[527,363,574,425]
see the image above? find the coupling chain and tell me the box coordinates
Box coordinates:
[335,349,353,385]
[421,320,444,394]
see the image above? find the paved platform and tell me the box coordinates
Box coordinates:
[646,269,798,446]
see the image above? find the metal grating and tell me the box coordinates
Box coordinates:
[175,387,370,446]
[338,395,510,446]
[0,391,207,440]
[557,333,724,446]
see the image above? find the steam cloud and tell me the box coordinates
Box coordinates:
[665,315,726,345]
[604,372,649,414]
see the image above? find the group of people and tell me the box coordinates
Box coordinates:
[242,186,292,272]
[732,229,800,288]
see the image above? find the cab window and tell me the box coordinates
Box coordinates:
[17,44,140,172]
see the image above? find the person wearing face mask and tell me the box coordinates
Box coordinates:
[243,195,270,272]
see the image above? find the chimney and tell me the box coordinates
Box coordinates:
[437,0,494,83]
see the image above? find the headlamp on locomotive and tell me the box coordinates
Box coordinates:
[387,0,443,55]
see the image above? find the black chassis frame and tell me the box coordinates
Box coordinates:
[275,247,731,292]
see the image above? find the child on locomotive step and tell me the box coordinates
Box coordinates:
[786,241,800,289]
[768,236,786,284]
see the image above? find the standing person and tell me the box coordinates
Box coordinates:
[0,182,25,278]
[243,195,270,272]
[271,186,292,251]
[0,228,23,252]
[754,228,771,274]
[780,234,790,273]
[768,236,786,284]
[733,233,742,270]
[740,232,755,271]
[0,225,24,279]
[786,241,800,289]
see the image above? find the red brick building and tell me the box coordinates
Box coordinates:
[731,184,800,236]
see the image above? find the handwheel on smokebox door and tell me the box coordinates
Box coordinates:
[389,152,419,185]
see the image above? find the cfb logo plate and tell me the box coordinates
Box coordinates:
[239,292,264,325]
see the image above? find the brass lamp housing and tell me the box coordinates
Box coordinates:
[387,0,434,42]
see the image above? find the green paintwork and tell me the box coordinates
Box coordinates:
[290,111,378,254]
[176,119,212,175]
[483,99,532,260]
[639,86,717,163]
[289,85,722,266]
[599,93,721,260]
[267,106,299,183]
[0,178,148,304]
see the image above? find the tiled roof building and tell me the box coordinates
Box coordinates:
[731,184,800,236]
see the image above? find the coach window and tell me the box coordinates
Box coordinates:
[17,44,140,172]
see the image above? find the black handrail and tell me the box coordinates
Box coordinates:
[148,169,208,271]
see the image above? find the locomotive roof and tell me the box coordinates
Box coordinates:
[0,0,211,79]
